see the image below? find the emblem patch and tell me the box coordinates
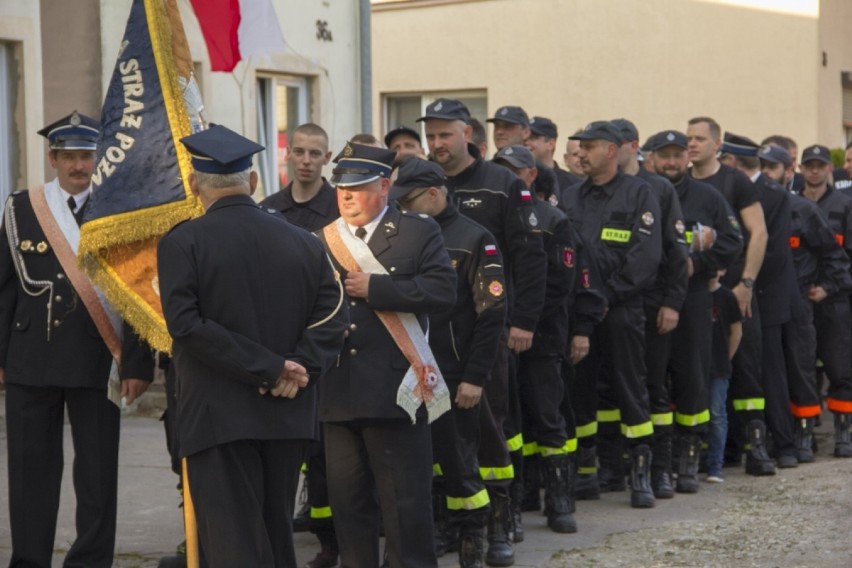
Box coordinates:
[489,280,504,297]
[675,220,685,234]
[528,212,538,227]
[666,132,675,141]
[520,189,532,202]
[563,247,575,268]
[642,211,655,226]
[484,244,498,256]
[581,268,590,288]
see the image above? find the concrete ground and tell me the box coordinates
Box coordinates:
[0,385,849,567]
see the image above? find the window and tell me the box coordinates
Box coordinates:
[382,90,488,144]
[256,75,310,199]
[0,41,22,202]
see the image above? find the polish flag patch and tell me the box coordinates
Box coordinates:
[484,244,498,256]
[520,190,533,202]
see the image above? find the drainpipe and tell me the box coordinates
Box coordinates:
[359,0,372,133]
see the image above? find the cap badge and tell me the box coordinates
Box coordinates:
[814,147,821,154]
[500,108,508,116]
[585,123,593,131]
[666,132,675,141]
[434,101,443,112]
[530,118,536,124]
[70,111,81,126]
[343,143,354,157]
[505,147,513,155]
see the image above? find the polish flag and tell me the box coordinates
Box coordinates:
[189,0,286,72]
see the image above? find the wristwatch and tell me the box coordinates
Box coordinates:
[741,277,755,289]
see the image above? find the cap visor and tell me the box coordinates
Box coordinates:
[330,173,381,187]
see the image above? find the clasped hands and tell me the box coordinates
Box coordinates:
[258,360,310,399]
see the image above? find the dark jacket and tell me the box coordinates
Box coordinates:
[789,193,852,296]
[753,174,795,326]
[259,179,339,233]
[157,194,348,456]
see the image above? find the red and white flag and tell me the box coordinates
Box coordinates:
[189,0,286,72]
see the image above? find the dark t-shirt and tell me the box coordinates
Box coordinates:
[834,168,852,194]
[710,285,742,380]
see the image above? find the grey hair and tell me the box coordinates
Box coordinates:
[194,168,251,189]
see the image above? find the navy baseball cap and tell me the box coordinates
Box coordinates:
[493,144,535,169]
[417,98,472,123]
[487,106,530,127]
[611,118,639,142]
[801,144,832,165]
[330,142,396,187]
[569,121,623,145]
[38,110,99,151]
[758,145,792,168]
[180,124,265,174]
[529,116,558,139]
[650,130,689,151]
[389,158,447,201]
[384,125,421,149]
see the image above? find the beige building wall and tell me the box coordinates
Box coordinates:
[373,0,848,157]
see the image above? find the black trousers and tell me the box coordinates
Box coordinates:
[519,351,569,451]
[306,436,334,534]
[729,294,765,423]
[185,439,306,568]
[814,296,852,412]
[6,384,120,568]
[432,381,489,527]
[478,337,513,487]
[783,298,821,417]
[325,418,437,568]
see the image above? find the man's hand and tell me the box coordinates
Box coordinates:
[732,283,753,317]
[260,360,310,398]
[455,382,482,409]
[0,367,5,386]
[687,256,694,278]
[344,270,371,299]
[570,335,590,364]
[808,285,828,304]
[507,327,533,354]
[121,378,150,406]
[657,306,680,334]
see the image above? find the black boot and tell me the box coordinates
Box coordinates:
[793,417,815,463]
[542,455,577,533]
[674,433,700,494]
[521,456,542,512]
[293,477,310,533]
[433,492,458,558]
[597,425,626,492]
[744,419,776,476]
[629,444,655,509]
[833,413,852,458]
[573,445,600,501]
[305,530,339,568]
[508,478,524,544]
[485,491,514,567]
[650,428,674,499]
[459,527,486,568]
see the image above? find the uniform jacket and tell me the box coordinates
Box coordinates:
[636,168,689,311]
[559,172,663,308]
[0,188,152,388]
[789,193,852,297]
[671,175,743,287]
[259,179,339,233]
[157,194,348,457]
[428,203,506,386]
[753,174,795,326]
[444,144,546,332]
[317,206,456,422]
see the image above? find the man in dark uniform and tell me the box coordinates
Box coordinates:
[686,117,774,476]
[157,125,347,567]
[487,106,531,152]
[525,116,583,191]
[761,135,806,194]
[834,142,852,195]
[0,111,153,567]
[559,121,662,509]
[798,144,852,458]
[421,98,545,566]
[316,142,456,568]
[650,130,743,492]
[390,157,506,568]
[385,125,426,161]
[760,144,852,461]
[612,119,690,495]
[260,122,338,232]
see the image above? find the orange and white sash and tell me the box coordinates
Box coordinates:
[323,218,450,423]
[28,181,124,406]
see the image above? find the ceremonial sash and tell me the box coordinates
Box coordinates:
[323,218,450,423]
[29,183,124,406]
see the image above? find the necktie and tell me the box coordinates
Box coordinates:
[355,227,367,241]
[67,196,76,212]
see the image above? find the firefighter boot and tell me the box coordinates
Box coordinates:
[833,413,852,458]
[542,454,577,534]
[485,491,514,567]
[744,419,776,476]
[675,433,700,494]
[629,444,655,509]
[508,478,524,543]
[521,455,542,512]
[650,428,674,499]
[458,526,485,568]
[597,424,626,492]
[305,529,339,568]
[573,445,600,501]
[793,417,815,463]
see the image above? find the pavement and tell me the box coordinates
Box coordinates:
[0,384,846,567]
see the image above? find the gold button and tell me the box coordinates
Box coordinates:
[349,324,357,331]
[390,267,396,272]
[53,320,61,327]
[55,295,62,302]
[36,242,48,253]
[19,240,32,251]
[349,348,358,356]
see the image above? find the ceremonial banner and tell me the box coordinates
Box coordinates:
[79,0,206,353]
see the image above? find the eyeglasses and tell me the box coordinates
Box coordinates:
[398,188,429,209]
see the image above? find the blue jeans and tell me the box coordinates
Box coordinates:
[707,378,730,475]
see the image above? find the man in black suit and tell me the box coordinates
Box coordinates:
[157,125,347,567]
[317,142,457,568]
[0,111,153,567]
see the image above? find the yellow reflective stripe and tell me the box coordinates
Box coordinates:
[433,463,444,477]
[506,433,524,452]
[577,465,597,474]
[652,412,673,426]
[685,230,694,244]
[480,464,515,481]
[447,488,490,511]
[601,227,632,243]
[576,421,598,438]
[597,408,621,423]
[310,506,332,519]
[300,462,308,473]
[522,442,539,457]
[539,438,577,457]
[621,421,654,439]
[733,398,766,411]
[675,409,710,427]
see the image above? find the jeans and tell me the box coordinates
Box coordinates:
[707,378,730,475]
